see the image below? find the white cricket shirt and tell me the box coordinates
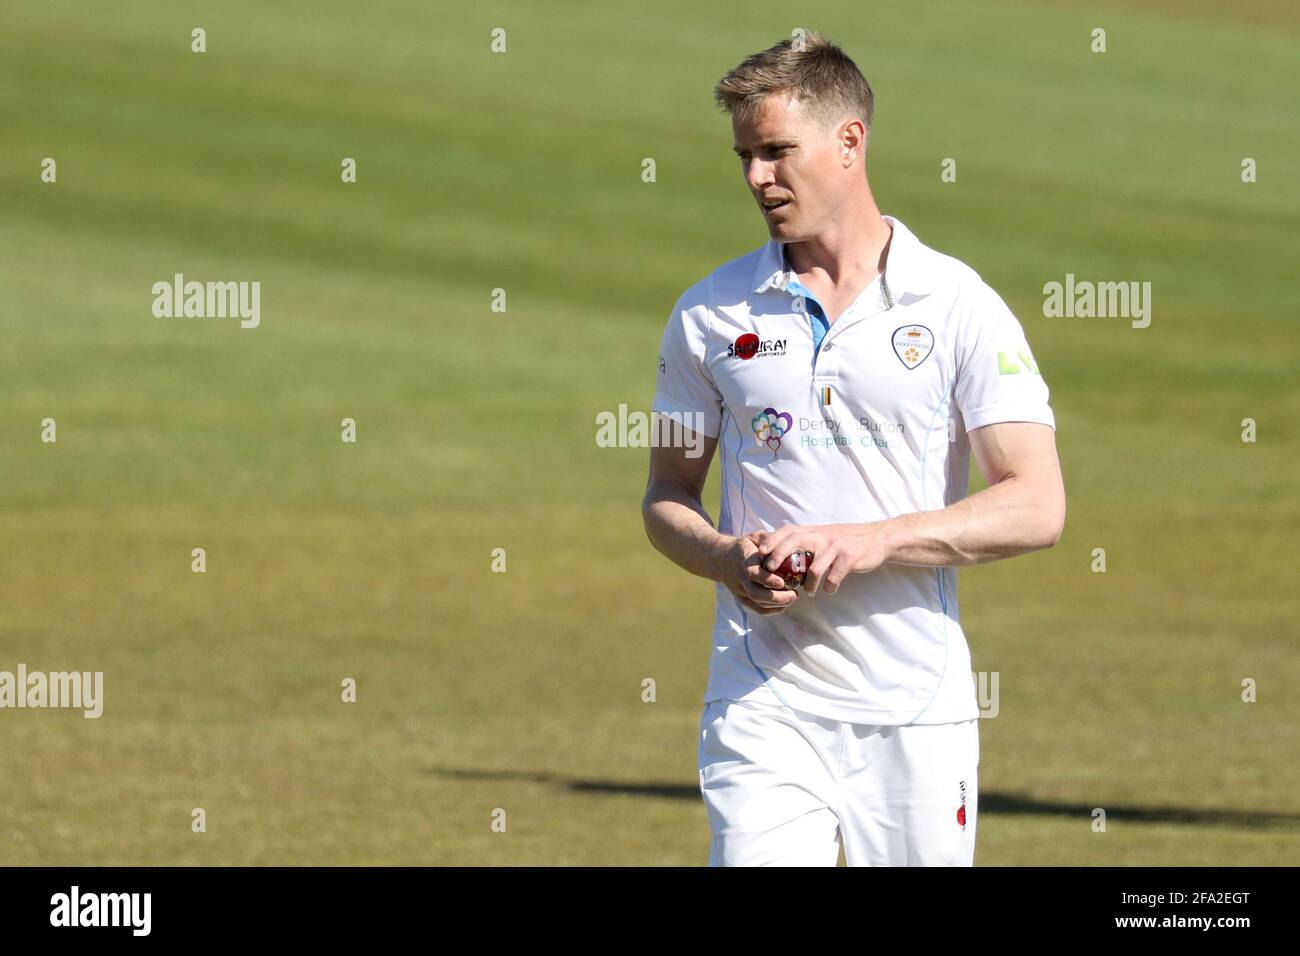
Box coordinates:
[653,215,1055,725]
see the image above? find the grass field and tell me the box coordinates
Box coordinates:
[1,0,1297,865]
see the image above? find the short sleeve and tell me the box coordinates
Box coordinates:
[952,281,1055,432]
[652,283,723,439]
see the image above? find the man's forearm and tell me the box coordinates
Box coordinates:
[877,476,1065,567]
[642,486,732,582]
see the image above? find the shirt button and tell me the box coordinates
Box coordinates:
[793,299,805,313]
[824,343,834,351]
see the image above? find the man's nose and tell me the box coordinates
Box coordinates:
[746,159,775,192]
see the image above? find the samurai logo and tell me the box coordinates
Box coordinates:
[729,333,787,360]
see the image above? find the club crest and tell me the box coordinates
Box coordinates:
[891,325,934,369]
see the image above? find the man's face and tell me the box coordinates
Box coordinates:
[732,92,848,241]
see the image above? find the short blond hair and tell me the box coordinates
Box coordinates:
[713,33,874,133]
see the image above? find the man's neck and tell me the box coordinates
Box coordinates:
[784,194,892,291]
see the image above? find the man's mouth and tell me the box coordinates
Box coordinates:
[762,198,791,215]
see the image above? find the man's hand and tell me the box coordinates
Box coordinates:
[754,524,892,595]
[716,534,801,615]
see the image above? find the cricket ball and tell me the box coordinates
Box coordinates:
[774,549,813,590]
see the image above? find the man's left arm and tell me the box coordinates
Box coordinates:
[756,421,1065,594]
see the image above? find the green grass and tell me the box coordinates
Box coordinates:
[0,0,1297,864]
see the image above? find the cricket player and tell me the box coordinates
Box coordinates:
[641,33,1066,866]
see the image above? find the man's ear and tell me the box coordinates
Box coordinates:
[840,118,867,164]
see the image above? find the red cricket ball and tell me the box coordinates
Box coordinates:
[774,549,813,590]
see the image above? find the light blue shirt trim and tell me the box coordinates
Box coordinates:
[784,276,831,356]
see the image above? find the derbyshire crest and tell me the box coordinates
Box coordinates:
[891,325,934,369]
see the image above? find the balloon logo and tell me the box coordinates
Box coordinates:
[752,407,793,452]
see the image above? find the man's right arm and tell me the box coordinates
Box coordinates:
[641,428,797,615]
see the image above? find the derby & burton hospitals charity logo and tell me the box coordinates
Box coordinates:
[752,407,792,452]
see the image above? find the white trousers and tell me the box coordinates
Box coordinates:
[698,696,979,866]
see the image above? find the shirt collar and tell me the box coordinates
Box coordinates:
[750,215,932,297]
